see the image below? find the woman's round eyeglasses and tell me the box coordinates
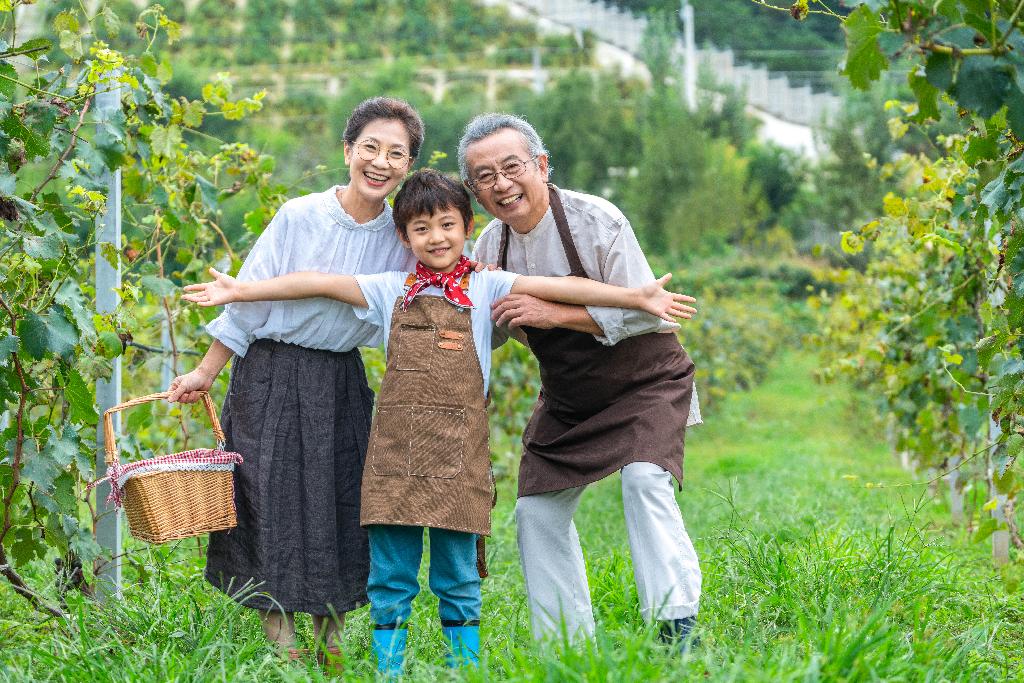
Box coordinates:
[353,140,411,169]
[467,156,538,191]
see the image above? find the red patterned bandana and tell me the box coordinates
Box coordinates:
[402,255,475,311]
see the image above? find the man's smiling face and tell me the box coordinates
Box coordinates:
[464,128,550,233]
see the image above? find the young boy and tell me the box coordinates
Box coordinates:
[184,169,696,675]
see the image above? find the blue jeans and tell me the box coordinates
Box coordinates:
[367,525,481,626]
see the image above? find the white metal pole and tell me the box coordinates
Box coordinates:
[161,312,173,392]
[532,45,545,94]
[989,417,1010,566]
[94,80,123,599]
[680,0,696,109]
[988,266,1010,566]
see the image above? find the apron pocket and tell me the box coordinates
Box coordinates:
[394,324,435,372]
[408,406,465,479]
[368,407,409,476]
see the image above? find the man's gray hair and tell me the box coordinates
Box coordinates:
[457,112,549,180]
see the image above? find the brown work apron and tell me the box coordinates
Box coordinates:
[499,186,696,497]
[360,291,494,536]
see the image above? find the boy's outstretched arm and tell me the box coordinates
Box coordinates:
[182,268,369,308]
[510,274,696,323]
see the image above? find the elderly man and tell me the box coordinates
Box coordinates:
[458,113,702,650]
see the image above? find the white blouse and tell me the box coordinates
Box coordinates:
[206,186,417,357]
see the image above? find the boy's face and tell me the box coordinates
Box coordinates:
[399,208,472,272]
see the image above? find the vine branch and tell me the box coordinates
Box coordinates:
[30,97,93,205]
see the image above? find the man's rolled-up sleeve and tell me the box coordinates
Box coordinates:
[588,217,678,346]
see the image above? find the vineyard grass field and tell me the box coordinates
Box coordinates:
[1,352,1020,681]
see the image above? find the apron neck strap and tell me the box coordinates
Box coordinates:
[499,184,589,279]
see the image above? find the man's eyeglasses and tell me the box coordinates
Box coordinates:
[353,140,411,169]
[466,156,538,191]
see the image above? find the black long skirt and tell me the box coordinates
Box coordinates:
[205,340,374,616]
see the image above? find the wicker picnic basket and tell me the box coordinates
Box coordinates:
[101,391,243,544]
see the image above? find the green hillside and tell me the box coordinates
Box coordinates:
[43,0,588,68]
[610,0,846,83]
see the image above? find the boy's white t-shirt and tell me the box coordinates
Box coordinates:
[354,269,521,395]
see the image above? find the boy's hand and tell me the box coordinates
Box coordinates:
[639,274,697,322]
[182,267,243,307]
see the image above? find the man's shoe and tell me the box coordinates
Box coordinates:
[372,625,408,677]
[441,622,480,668]
[659,616,699,654]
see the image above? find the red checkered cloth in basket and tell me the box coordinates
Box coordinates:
[87,449,243,508]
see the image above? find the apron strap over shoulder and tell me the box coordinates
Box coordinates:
[498,185,589,279]
[547,184,589,279]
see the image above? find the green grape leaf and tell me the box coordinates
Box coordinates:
[1,112,49,159]
[43,307,79,359]
[16,38,52,61]
[925,52,954,91]
[842,0,888,10]
[101,5,120,37]
[180,100,204,128]
[194,175,219,211]
[42,425,78,468]
[908,70,940,121]
[52,10,79,34]
[156,58,173,84]
[964,134,999,164]
[1004,86,1024,138]
[842,6,889,90]
[20,440,60,494]
[951,57,1014,119]
[0,62,16,99]
[149,124,182,158]
[994,466,1018,494]
[10,527,45,567]
[97,331,123,359]
[23,231,63,262]
[139,53,158,78]
[973,517,999,543]
[55,280,95,337]
[64,367,98,424]
[0,333,17,365]
[17,312,49,360]
[140,275,176,297]
[37,471,77,516]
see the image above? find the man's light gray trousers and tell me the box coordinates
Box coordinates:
[515,461,701,641]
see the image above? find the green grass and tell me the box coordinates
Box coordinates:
[2,352,1021,681]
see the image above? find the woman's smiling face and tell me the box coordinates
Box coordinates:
[343,118,413,203]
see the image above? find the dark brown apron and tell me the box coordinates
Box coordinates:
[499,186,696,497]
[360,292,494,536]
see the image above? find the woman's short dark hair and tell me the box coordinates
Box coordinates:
[343,97,425,159]
[393,169,474,237]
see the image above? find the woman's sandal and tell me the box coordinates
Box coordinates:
[317,646,344,674]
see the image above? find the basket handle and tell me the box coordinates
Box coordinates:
[102,391,225,466]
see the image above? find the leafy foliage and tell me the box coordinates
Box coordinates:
[797,0,1024,557]
[0,4,286,615]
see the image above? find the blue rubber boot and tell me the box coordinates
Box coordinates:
[441,624,480,668]
[659,616,699,655]
[372,626,408,677]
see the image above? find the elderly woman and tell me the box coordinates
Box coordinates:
[168,97,422,663]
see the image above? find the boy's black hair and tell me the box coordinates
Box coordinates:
[393,169,474,237]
